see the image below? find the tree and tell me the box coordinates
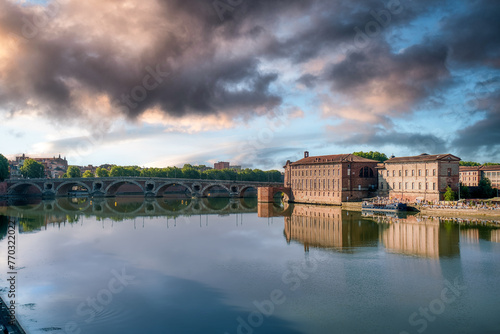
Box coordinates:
[459,161,481,166]
[0,154,9,181]
[353,151,388,162]
[20,159,45,178]
[443,186,456,201]
[459,183,470,199]
[82,170,94,178]
[66,166,82,178]
[477,177,495,199]
[95,167,109,178]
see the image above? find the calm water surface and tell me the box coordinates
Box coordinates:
[1,197,500,334]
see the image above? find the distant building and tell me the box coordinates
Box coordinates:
[78,165,97,175]
[460,165,500,190]
[214,162,241,171]
[34,155,68,178]
[214,161,230,170]
[377,153,460,202]
[459,166,481,187]
[283,152,378,204]
[8,154,68,179]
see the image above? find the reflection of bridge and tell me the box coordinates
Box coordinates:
[5,177,282,198]
[3,197,259,219]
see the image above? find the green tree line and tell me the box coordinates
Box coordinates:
[64,164,283,182]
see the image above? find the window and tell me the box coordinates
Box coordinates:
[426,183,428,190]
[412,182,414,189]
[399,170,402,177]
[393,170,395,177]
[405,182,408,189]
[447,168,452,177]
[433,169,436,176]
[405,170,408,177]
[359,166,374,178]
[412,170,415,176]
[433,183,436,190]
[426,169,429,176]
[387,170,389,177]
[418,182,421,190]
[418,170,421,176]
[381,182,384,190]
[393,182,395,189]
[399,182,401,189]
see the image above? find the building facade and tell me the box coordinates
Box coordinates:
[459,166,481,187]
[8,154,68,179]
[377,153,460,202]
[214,161,230,170]
[481,165,500,190]
[283,152,378,205]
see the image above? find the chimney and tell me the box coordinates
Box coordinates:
[304,151,309,158]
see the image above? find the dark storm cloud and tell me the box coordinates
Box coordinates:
[439,0,500,67]
[327,121,449,154]
[452,77,500,156]
[0,0,497,132]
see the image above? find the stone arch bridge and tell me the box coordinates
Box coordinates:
[5,177,283,198]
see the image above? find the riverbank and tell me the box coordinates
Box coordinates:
[341,201,500,221]
[0,295,26,334]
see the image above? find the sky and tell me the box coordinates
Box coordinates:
[0,0,499,170]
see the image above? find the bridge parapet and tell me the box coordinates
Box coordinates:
[5,177,284,198]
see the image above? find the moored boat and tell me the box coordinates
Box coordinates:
[362,200,407,212]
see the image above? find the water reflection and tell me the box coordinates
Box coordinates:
[283,205,378,252]
[267,203,499,258]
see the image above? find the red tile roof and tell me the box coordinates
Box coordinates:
[385,153,460,163]
[290,154,378,165]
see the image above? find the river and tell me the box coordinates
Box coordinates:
[0,197,499,334]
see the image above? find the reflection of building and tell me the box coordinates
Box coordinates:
[379,216,460,258]
[284,205,379,251]
[283,152,378,205]
[377,154,460,202]
[460,226,500,243]
[491,229,500,243]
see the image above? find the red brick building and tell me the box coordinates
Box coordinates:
[460,165,500,190]
[459,166,481,187]
[214,161,230,170]
[283,152,378,204]
[377,153,460,202]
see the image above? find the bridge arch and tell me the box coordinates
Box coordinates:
[239,185,258,197]
[257,186,291,203]
[56,181,92,196]
[8,182,43,196]
[201,183,231,197]
[105,180,145,196]
[155,182,192,197]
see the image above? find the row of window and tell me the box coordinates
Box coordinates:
[382,169,438,177]
[380,181,436,191]
[296,191,340,198]
[292,179,341,191]
[292,168,341,177]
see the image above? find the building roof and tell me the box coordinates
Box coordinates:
[384,153,461,164]
[459,166,481,171]
[290,154,378,166]
[480,165,500,171]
